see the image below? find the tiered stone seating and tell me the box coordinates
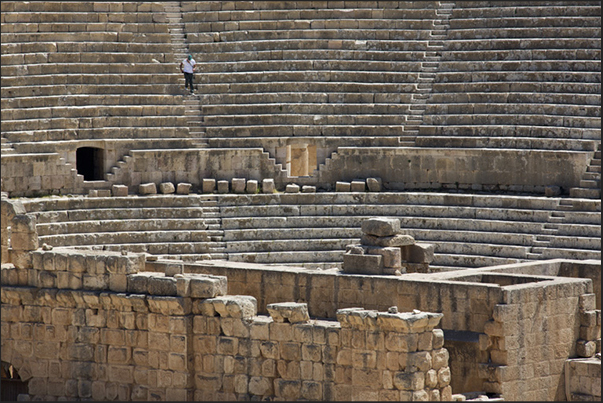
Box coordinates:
[416,0,601,151]
[16,191,603,270]
[22,195,225,260]
[181,1,442,151]
[216,192,600,270]
[0,1,194,159]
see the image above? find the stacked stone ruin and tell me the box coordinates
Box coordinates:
[343,217,428,275]
[0,1,601,401]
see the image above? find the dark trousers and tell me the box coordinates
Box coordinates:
[184,72,194,91]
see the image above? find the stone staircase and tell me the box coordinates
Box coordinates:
[164,1,208,148]
[401,1,455,146]
[570,143,601,199]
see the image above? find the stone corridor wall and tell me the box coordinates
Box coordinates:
[1,248,453,401]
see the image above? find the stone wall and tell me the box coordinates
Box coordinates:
[565,358,601,401]
[1,249,453,401]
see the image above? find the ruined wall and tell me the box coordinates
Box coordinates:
[565,358,601,401]
[1,249,453,401]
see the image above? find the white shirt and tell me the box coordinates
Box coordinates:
[182,58,196,74]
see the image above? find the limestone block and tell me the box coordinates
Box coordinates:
[301,185,316,193]
[576,340,596,358]
[165,263,184,277]
[147,276,178,296]
[158,182,175,194]
[367,247,402,268]
[108,274,127,293]
[111,184,128,197]
[232,178,246,194]
[10,232,38,251]
[10,250,33,269]
[202,178,216,193]
[342,253,382,274]
[579,294,596,311]
[147,295,191,316]
[335,181,351,192]
[361,233,415,247]
[176,183,192,195]
[97,189,111,197]
[139,183,157,195]
[217,180,229,194]
[267,302,310,323]
[361,217,400,237]
[367,177,382,192]
[400,243,434,264]
[11,214,36,233]
[189,275,228,298]
[262,178,275,193]
[285,184,300,193]
[350,180,366,192]
[432,329,445,349]
[210,295,257,319]
[437,367,451,387]
[246,180,258,194]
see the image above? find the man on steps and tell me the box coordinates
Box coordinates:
[180,54,197,95]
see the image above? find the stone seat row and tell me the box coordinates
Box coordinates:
[195,49,438,63]
[1,11,167,24]
[202,116,407,129]
[1,94,186,109]
[1,116,190,133]
[186,24,437,38]
[434,71,601,85]
[35,217,215,235]
[2,105,186,121]
[450,4,600,18]
[431,82,601,95]
[449,16,601,29]
[0,21,169,33]
[66,241,227,258]
[1,52,175,65]
[202,102,412,116]
[1,42,178,54]
[446,27,600,40]
[190,39,432,54]
[1,84,179,98]
[195,59,427,73]
[444,38,600,51]
[0,31,169,43]
[199,91,413,105]
[436,59,600,72]
[422,113,599,129]
[1,63,178,76]
[438,49,601,62]
[1,1,165,13]
[182,8,440,23]
[180,1,441,11]
[194,70,421,83]
[428,92,600,106]
[2,128,191,145]
[198,82,418,95]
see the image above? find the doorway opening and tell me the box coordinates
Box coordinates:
[286,144,317,177]
[1,361,28,401]
[76,147,105,181]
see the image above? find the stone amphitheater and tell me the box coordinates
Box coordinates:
[1,1,600,401]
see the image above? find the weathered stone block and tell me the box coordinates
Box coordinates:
[367,177,382,192]
[342,253,382,274]
[576,340,596,358]
[189,275,228,298]
[217,180,229,194]
[335,181,351,192]
[361,217,400,237]
[267,302,310,323]
[400,243,434,264]
[138,183,157,195]
[367,247,402,268]
[350,180,366,192]
[286,183,300,193]
[232,178,246,194]
[111,184,128,197]
[361,233,415,247]
[202,178,216,193]
[211,295,257,318]
[246,180,258,194]
[302,185,316,193]
[165,263,184,277]
[176,183,192,195]
[158,182,175,194]
[262,178,275,193]
[148,276,178,296]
